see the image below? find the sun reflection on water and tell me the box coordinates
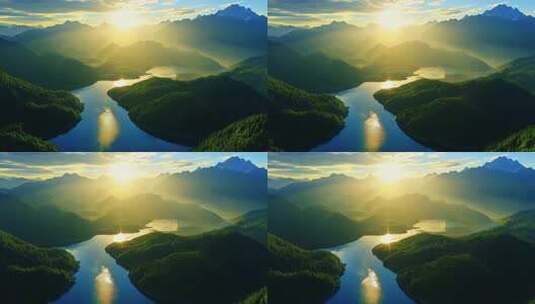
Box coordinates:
[95,266,115,304]
[98,108,119,149]
[364,112,385,151]
[361,268,381,304]
[113,79,128,87]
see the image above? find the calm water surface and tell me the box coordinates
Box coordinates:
[51,77,189,152]
[54,220,179,304]
[326,220,447,304]
[312,68,445,152]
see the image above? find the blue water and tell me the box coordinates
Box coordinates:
[312,78,431,152]
[51,78,189,152]
[54,231,153,304]
[326,233,417,304]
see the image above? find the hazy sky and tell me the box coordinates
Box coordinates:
[0,152,266,180]
[269,0,535,27]
[0,0,266,27]
[269,152,535,180]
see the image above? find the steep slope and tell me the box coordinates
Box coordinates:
[106,230,269,304]
[268,234,344,304]
[422,4,535,64]
[0,193,94,247]
[374,77,535,150]
[0,229,79,303]
[0,70,83,151]
[373,210,535,304]
[152,157,267,217]
[0,37,98,90]
[156,4,267,64]
[107,74,267,146]
[268,42,364,93]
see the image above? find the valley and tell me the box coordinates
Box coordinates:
[268,4,535,151]
[268,153,535,303]
[0,154,268,303]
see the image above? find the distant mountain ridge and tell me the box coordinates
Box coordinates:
[482,4,529,21]
[482,156,528,172]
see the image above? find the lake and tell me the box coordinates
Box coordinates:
[54,219,179,304]
[51,77,189,152]
[312,68,445,152]
[326,220,447,304]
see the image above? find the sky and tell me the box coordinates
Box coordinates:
[0,152,266,180]
[269,0,535,27]
[269,152,535,180]
[0,0,266,27]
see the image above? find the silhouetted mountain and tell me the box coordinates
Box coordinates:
[482,156,527,172]
[0,193,94,246]
[422,5,535,64]
[0,177,32,189]
[483,4,528,21]
[0,69,83,151]
[0,229,78,303]
[417,157,535,214]
[269,42,364,93]
[215,4,261,21]
[152,157,267,217]
[156,5,267,64]
[0,37,99,90]
[214,156,265,174]
[0,24,36,37]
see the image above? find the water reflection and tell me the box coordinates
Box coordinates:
[326,219,451,304]
[364,112,385,151]
[361,269,381,304]
[95,267,115,304]
[50,76,189,152]
[98,108,119,149]
[312,67,445,152]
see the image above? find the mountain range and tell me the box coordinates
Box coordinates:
[10,5,265,67]
[273,156,535,217]
[7,156,266,220]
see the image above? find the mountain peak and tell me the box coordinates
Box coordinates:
[482,156,526,173]
[482,4,528,21]
[215,4,259,21]
[214,156,259,174]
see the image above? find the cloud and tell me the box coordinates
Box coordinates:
[268,152,505,180]
[0,152,265,180]
[0,0,120,14]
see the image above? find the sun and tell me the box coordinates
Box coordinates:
[376,9,406,30]
[375,162,404,183]
[108,8,140,29]
[108,162,137,184]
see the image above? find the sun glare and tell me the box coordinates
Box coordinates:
[108,8,140,29]
[375,163,404,183]
[376,9,406,30]
[108,163,137,184]
[113,232,127,243]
